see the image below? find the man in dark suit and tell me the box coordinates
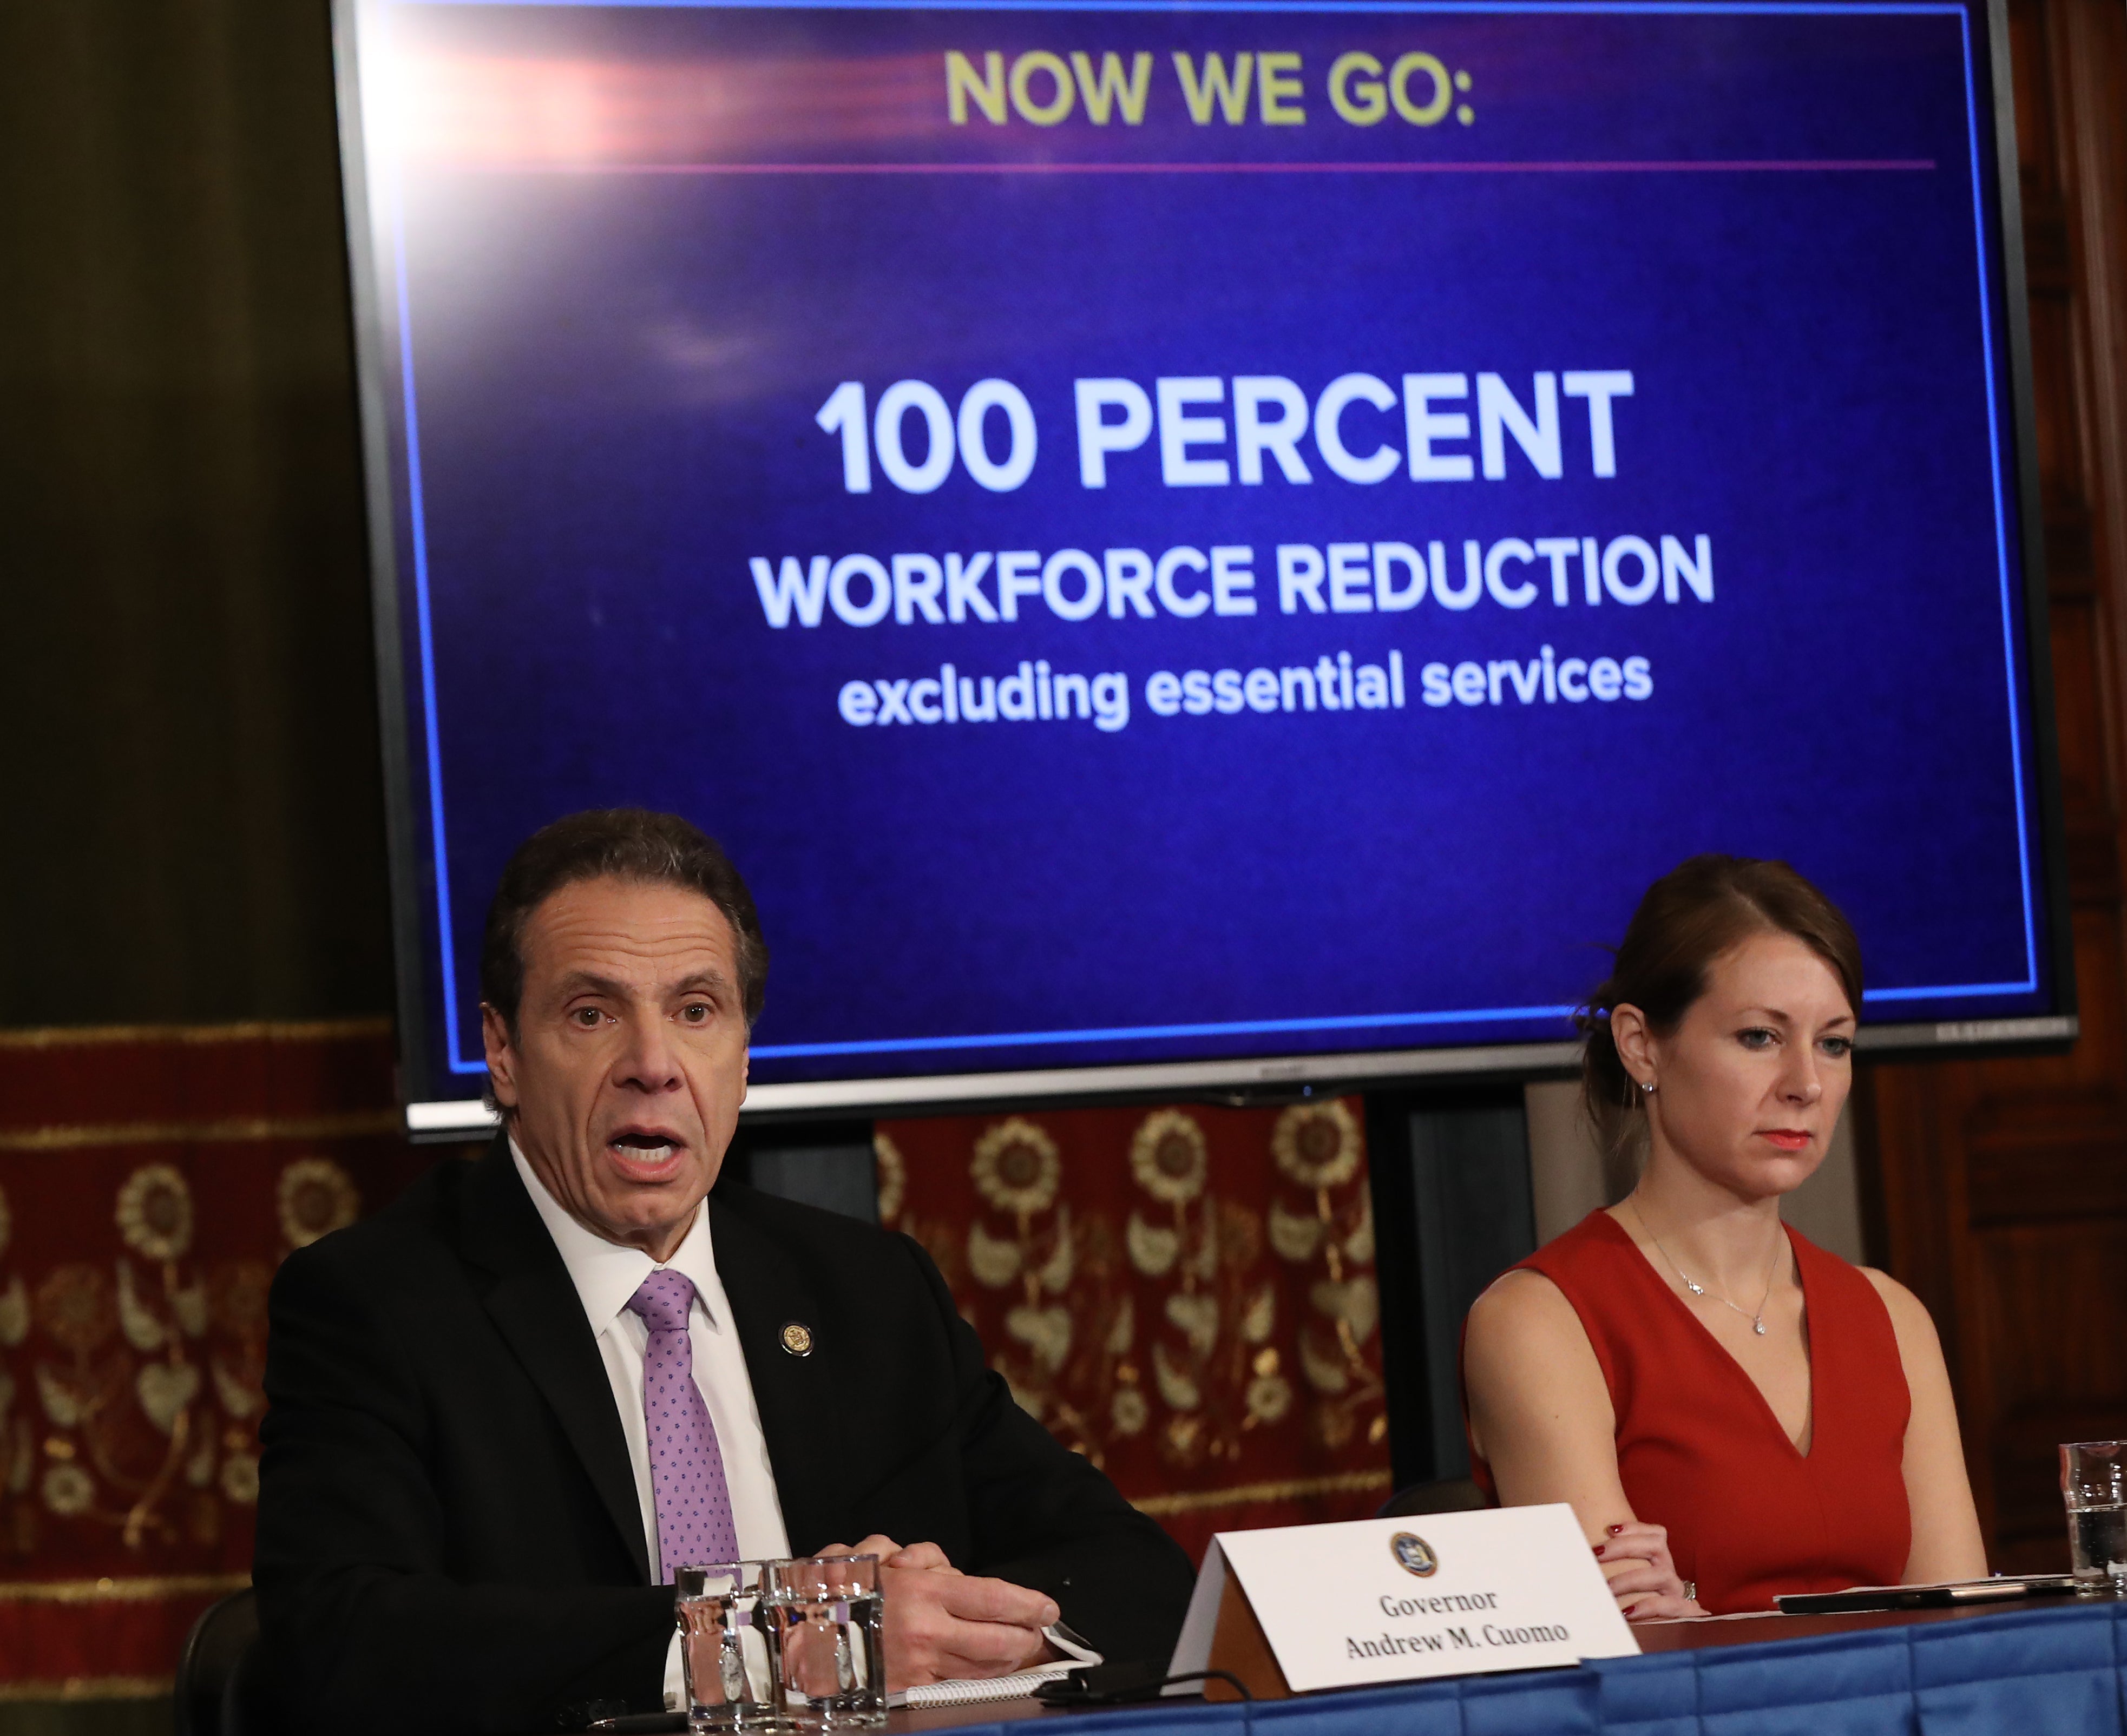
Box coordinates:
[255,810,1193,1734]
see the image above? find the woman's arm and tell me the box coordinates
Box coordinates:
[1861,1269,1988,1584]
[1463,1270,1699,1616]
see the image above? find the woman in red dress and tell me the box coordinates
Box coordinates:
[1462,856,1986,1617]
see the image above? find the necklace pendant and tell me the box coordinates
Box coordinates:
[1752,1318,1767,1335]
[1685,1280,1705,1296]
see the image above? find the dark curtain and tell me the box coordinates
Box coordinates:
[0,0,392,1027]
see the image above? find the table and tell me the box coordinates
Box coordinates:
[891,1599,2127,1736]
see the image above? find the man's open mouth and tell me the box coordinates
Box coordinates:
[608,1130,684,1165]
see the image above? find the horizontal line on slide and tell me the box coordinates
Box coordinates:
[470,157,1939,175]
[752,1002,1578,1058]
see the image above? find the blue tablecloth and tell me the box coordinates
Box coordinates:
[964,1604,2127,1736]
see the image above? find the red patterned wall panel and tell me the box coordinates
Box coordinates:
[875,1099,1391,1568]
[0,1029,1395,1697]
[0,1022,441,1699]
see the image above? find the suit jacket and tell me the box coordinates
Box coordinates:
[254,1137,1193,1735]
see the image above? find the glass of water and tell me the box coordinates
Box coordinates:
[2061,1441,2127,1593]
[763,1554,887,1729]
[675,1562,784,1732]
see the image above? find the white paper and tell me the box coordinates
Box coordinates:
[1171,1505,1636,1694]
[1164,1539,1230,1693]
[888,1661,1079,1708]
[889,1620,1102,1707]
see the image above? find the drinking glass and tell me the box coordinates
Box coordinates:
[763,1554,887,1729]
[675,1562,784,1732]
[2060,1441,2127,1593]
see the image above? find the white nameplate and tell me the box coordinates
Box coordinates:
[1170,1505,1638,1693]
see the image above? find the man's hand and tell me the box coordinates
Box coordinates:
[822,1535,1056,1691]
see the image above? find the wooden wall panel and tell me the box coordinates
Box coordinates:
[1863,0,2127,1575]
[1976,1223,2127,1548]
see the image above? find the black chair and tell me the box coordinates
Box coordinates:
[174,1587,273,1736]
[1377,1476,1489,1518]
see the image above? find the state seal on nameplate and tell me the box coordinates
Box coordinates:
[1389,1532,1439,1577]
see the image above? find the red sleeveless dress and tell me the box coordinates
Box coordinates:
[1466,1210,1912,1613]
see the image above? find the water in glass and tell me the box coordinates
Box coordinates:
[766,1556,887,1729]
[675,1563,783,1732]
[2071,1505,2127,1592]
[2060,1442,2127,1593]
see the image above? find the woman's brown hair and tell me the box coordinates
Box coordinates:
[1579,855,1863,1162]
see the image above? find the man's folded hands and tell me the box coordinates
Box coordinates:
[822,1536,1058,1691]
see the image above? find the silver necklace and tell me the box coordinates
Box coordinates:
[1627,1200,1781,1336]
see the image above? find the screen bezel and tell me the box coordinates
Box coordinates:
[330,0,2076,1137]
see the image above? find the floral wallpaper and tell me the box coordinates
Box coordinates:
[0,1024,1397,1695]
[16,1158,358,1557]
[0,1023,437,1695]
[876,1097,1391,1564]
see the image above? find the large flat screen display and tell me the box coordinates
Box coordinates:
[333,0,2072,1132]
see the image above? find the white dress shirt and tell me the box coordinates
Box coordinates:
[511,1143,791,1705]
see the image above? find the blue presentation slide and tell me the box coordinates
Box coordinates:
[359,0,2052,1090]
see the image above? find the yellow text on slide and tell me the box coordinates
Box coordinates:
[945,49,1475,127]
[946,49,1153,125]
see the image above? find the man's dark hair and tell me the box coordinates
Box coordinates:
[480,808,770,1033]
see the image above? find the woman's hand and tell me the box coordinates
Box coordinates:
[1594,1522,1706,1621]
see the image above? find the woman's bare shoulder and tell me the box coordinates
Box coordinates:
[1855,1264,1947,1351]
[1856,1264,1928,1321]
[1463,1262,1612,1456]
[1465,1266,1587,1354]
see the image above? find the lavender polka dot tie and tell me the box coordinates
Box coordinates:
[626,1270,738,1583]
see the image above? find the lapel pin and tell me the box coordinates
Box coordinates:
[780,1320,814,1357]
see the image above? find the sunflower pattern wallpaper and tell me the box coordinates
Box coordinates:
[0,1025,437,1695]
[16,1159,357,1556]
[876,1099,1391,1564]
[0,1023,1393,1695]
